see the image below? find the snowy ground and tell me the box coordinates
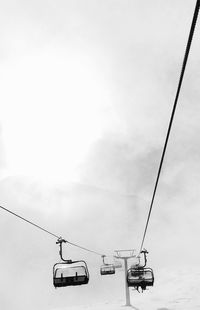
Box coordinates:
[53,266,200,310]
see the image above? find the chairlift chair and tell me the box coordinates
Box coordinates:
[100,255,115,275]
[53,237,89,288]
[114,260,122,269]
[100,264,115,275]
[127,267,154,290]
[127,249,154,291]
[53,260,89,287]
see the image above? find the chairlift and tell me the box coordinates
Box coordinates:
[127,249,154,292]
[53,261,89,287]
[127,267,154,290]
[100,264,115,275]
[100,255,115,275]
[114,260,122,269]
[53,238,89,288]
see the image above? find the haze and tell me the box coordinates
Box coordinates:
[0,1,200,309]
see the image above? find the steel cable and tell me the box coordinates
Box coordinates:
[138,0,200,254]
[0,205,105,257]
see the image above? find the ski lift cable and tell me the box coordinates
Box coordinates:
[138,0,200,255]
[0,205,104,257]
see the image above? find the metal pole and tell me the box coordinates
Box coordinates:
[114,250,135,307]
[124,258,131,306]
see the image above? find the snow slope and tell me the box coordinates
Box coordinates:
[52,266,200,310]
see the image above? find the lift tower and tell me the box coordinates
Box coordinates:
[114,249,136,307]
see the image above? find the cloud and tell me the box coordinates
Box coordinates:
[0,1,200,309]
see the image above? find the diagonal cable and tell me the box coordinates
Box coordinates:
[139,0,200,254]
[0,205,104,256]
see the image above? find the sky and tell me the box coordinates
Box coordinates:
[0,1,200,309]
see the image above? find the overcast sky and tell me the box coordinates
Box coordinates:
[0,1,200,309]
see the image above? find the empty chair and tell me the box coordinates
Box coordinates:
[100,264,115,275]
[114,260,122,269]
[53,261,89,287]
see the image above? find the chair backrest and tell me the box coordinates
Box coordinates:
[55,265,87,277]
